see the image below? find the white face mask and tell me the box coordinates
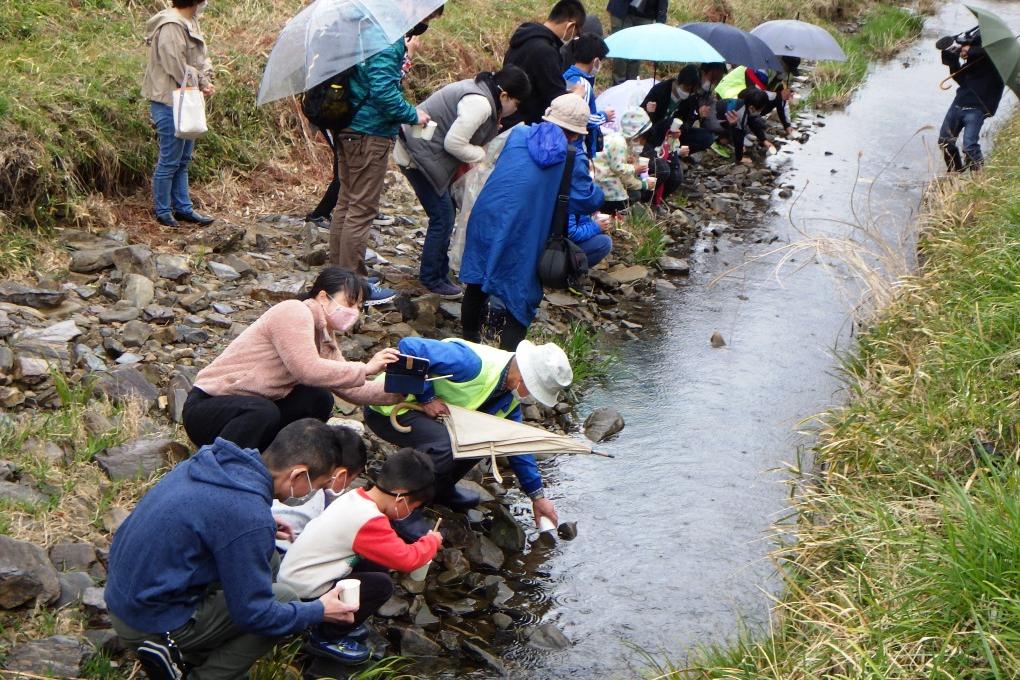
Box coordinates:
[702,80,712,92]
[591,58,602,76]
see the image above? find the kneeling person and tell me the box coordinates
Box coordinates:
[278,448,442,664]
[106,419,358,680]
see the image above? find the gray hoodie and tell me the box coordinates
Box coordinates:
[142,8,212,106]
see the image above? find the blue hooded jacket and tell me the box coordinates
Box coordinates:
[106,439,324,635]
[563,65,607,159]
[459,123,604,327]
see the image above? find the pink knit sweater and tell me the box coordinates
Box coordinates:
[193,299,399,406]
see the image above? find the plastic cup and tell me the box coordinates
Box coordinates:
[646,176,658,190]
[420,120,438,141]
[408,560,431,582]
[670,119,682,133]
[538,516,556,533]
[337,579,360,607]
[408,125,423,139]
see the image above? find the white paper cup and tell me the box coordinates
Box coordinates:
[646,176,658,190]
[408,560,431,582]
[538,516,556,533]
[638,156,649,168]
[408,125,423,139]
[420,120,438,141]
[337,579,360,607]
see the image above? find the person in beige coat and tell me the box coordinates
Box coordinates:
[143,0,216,228]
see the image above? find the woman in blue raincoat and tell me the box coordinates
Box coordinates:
[460,93,604,350]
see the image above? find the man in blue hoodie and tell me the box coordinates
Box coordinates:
[107,419,358,680]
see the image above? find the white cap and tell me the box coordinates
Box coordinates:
[542,93,591,135]
[515,340,573,407]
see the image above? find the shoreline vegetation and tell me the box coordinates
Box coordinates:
[1,0,923,274]
[651,110,1020,679]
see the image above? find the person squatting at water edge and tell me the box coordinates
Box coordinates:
[364,336,573,541]
[181,267,402,452]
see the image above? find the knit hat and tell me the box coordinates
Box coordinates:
[542,94,590,135]
[619,107,652,140]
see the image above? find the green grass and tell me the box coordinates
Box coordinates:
[626,205,668,266]
[805,5,925,108]
[653,113,1020,679]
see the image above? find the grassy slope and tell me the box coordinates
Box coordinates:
[653,114,1020,679]
[0,0,920,273]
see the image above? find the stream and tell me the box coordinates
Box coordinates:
[504,2,1020,678]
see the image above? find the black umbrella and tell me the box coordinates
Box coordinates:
[680,22,786,72]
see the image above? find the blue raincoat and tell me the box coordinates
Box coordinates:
[459,123,604,328]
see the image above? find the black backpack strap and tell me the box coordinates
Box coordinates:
[548,146,577,240]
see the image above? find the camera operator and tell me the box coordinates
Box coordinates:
[936,27,1005,171]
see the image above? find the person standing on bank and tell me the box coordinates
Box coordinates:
[606,0,669,85]
[394,67,532,300]
[107,419,359,680]
[142,0,216,229]
[329,12,441,305]
[936,28,1005,171]
[182,267,402,452]
[502,0,588,128]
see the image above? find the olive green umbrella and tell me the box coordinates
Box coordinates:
[967,4,1020,97]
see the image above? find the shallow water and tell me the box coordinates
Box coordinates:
[509,3,1020,678]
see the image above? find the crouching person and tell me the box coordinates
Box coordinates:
[106,419,358,680]
[278,449,442,664]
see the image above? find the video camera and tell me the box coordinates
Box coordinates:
[936,26,982,52]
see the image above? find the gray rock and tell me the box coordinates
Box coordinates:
[4,635,90,678]
[0,480,47,506]
[528,622,571,650]
[99,303,140,323]
[112,245,157,279]
[0,310,12,338]
[557,521,578,541]
[93,366,159,409]
[81,586,108,625]
[49,542,97,572]
[156,254,191,281]
[27,438,65,464]
[99,281,121,301]
[179,292,209,313]
[83,628,124,654]
[466,535,504,571]
[103,507,130,534]
[94,438,187,481]
[176,325,210,345]
[0,535,61,608]
[583,407,625,443]
[657,255,690,275]
[250,280,303,304]
[73,344,108,372]
[413,602,440,628]
[0,282,65,308]
[15,355,49,381]
[493,612,513,630]
[399,626,441,657]
[115,352,143,365]
[83,408,116,437]
[142,304,175,324]
[121,320,152,347]
[211,302,234,315]
[378,594,410,618]
[221,254,254,278]
[56,571,95,608]
[462,639,509,677]
[13,319,83,345]
[0,460,14,481]
[207,260,241,281]
[488,504,526,553]
[121,273,155,308]
[69,248,116,274]
[102,336,125,358]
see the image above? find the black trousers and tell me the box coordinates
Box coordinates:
[364,407,476,502]
[461,283,528,351]
[307,129,341,221]
[316,560,393,639]
[182,385,334,451]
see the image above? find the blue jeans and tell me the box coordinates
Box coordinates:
[938,103,986,171]
[150,101,195,217]
[401,166,456,287]
[573,233,613,268]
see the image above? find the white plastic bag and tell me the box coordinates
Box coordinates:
[172,70,207,140]
[449,126,516,271]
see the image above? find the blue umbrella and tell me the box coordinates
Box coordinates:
[605,23,725,63]
[681,22,786,72]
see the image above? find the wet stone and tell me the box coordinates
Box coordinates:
[399,626,441,657]
[528,622,571,650]
[462,639,509,678]
[3,635,90,678]
[49,543,97,572]
[0,535,61,608]
[557,521,578,541]
[583,407,625,443]
[466,535,504,571]
[413,602,440,628]
[488,504,526,553]
[0,282,66,309]
[378,594,410,618]
[657,255,690,274]
[492,612,513,630]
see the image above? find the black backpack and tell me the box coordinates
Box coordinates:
[300,68,362,132]
[538,147,589,290]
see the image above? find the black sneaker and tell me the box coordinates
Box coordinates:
[136,640,187,680]
[173,211,215,226]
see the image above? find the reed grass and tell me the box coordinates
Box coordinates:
[651,112,1020,679]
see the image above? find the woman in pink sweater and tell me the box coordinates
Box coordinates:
[182,267,401,451]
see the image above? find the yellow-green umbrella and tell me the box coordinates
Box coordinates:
[967,5,1020,97]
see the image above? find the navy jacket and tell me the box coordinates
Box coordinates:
[607,0,668,22]
[106,439,324,635]
[943,46,1005,116]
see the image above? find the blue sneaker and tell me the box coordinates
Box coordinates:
[346,623,370,642]
[307,632,371,665]
[364,283,397,307]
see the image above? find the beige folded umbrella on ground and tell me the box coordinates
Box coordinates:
[390,403,612,482]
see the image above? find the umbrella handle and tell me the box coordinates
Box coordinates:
[390,401,426,434]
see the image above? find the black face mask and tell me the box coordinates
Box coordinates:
[407,22,429,37]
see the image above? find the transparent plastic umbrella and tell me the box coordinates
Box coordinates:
[257,0,444,106]
[750,20,847,61]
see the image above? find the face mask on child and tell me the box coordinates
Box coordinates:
[281,470,317,507]
[702,80,713,92]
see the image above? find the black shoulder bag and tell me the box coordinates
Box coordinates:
[538,146,589,290]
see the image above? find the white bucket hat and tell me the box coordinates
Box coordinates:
[515,340,573,408]
[542,93,590,135]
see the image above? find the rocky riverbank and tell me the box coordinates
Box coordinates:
[0,108,826,678]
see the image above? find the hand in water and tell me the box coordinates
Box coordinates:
[532,497,558,528]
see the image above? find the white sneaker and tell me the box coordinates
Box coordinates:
[373,213,395,226]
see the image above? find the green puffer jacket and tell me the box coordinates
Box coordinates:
[348,38,419,137]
